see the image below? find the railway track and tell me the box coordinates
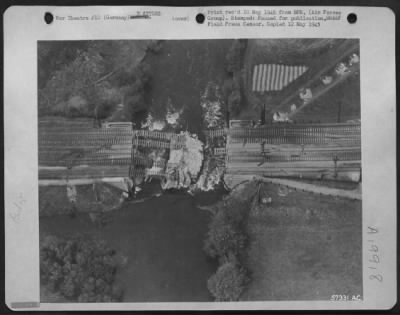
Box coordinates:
[224,122,361,183]
[38,122,361,182]
[38,125,185,180]
[226,150,361,163]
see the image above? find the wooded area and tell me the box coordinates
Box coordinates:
[38,40,153,123]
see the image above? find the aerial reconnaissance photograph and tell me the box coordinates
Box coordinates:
[38,38,362,303]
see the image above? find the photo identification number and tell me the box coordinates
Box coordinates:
[330,294,362,301]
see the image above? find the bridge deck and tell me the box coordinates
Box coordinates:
[38,122,361,184]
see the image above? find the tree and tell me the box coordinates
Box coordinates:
[40,235,123,302]
[227,89,241,115]
[38,48,108,117]
[225,40,243,74]
[38,41,89,89]
[223,39,246,118]
[204,222,246,260]
[37,40,151,120]
[203,200,249,261]
[207,262,248,301]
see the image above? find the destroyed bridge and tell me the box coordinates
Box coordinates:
[39,119,361,192]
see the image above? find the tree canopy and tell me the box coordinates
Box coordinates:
[40,235,123,302]
[38,40,151,120]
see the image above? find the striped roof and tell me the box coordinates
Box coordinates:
[252,64,308,92]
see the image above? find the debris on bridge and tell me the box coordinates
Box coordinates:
[161,132,204,190]
[194,155,225,192]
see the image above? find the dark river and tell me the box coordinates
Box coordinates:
[40,188,225,302]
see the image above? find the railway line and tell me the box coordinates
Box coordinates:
[38,121,361,187]
[224,122,361,187]
[38,125,187,180]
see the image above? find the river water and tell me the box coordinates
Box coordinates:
[40,187,226,302]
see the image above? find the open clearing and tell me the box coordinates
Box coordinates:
[241,182,362,300]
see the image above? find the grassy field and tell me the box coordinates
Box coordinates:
[241,182,362,301]
[40,192,217,302]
